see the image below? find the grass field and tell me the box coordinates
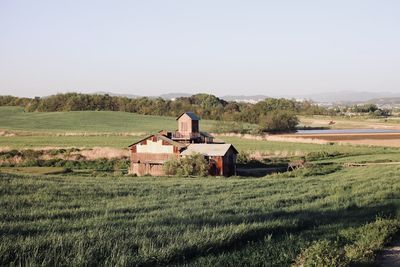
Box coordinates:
[0,106,251,133]
[1,165,400,266]
[1,107,400,266]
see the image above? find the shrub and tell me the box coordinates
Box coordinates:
[0,149,21,159]
[293,240,348,267]
[342,218,400,264]
[236,151,250,164]
[21,149,42,159]
[259,110,299,133]
[113,159,130,171]
[163,154,209,177]
[305,151,343,161]
[163,157,181,175]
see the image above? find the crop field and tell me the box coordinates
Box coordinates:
[1,165,400,266]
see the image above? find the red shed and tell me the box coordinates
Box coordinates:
[181,144,238,176]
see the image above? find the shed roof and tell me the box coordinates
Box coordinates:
[181,144,238,157]
[200,131,214,138]
[128,134,186,149]
[176,112,200,121]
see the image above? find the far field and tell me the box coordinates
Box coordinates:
[299,115,400,130]
[0,106,252,133]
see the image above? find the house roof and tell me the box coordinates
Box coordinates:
[176,112,200,121]
[181,144,238,157]
[128,134,187,149]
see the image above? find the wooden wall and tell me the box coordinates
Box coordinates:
[129,163,165,176]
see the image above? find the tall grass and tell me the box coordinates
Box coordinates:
[1,165,400,266]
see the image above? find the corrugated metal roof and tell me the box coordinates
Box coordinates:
[181,144,238,157]
[176,112,200,121]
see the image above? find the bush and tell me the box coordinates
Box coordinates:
[0,149,21,159]
[259,110,299,133]
[342,218,400,264]
[163,158,181,175]
[21,149,43,159]
[236,151,250,164]
[293,240,348,267]
[163,154,209,177]
[305,151,343,161]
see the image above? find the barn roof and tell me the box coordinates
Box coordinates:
[128,134,186,148]
[181,144,238,157]
[200,131,214,138]
[176,112,200,121]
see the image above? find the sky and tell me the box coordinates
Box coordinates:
[0,0,399,97]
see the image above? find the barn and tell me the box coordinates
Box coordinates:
[128,112,238,176]
[128,134,186,176]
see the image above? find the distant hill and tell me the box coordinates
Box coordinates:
[159,93,192,99]
[93,91,141,99]
[220,95,269,103]
[364,97,400,107]
[294,91,400,104]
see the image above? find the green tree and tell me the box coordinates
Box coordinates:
[259,110,299,133]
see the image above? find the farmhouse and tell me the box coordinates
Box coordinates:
[128,112,238,176]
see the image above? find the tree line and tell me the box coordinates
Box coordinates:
[0,93,332,132]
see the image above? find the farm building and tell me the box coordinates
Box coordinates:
[128,112,238,176]
[181,144,238,176]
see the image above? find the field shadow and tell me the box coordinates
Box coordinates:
[140,203,399,266]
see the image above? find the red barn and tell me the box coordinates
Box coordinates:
[128,112,238,176]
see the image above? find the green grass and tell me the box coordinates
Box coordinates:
[0,135,139,149]
[1,165,400,266]
[0,167,69,175]
[0,106,244,133]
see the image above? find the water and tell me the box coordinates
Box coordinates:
[295,129,400,134]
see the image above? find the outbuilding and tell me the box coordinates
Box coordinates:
[181,144,238,176]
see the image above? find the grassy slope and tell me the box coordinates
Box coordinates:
[0,106,227,133]
[1,166,400,266]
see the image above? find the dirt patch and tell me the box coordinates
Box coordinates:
[78,147,129,160]
[213,133,330,145]
[376,239,400,267]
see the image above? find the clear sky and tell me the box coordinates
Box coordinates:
[1,0,399,97]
